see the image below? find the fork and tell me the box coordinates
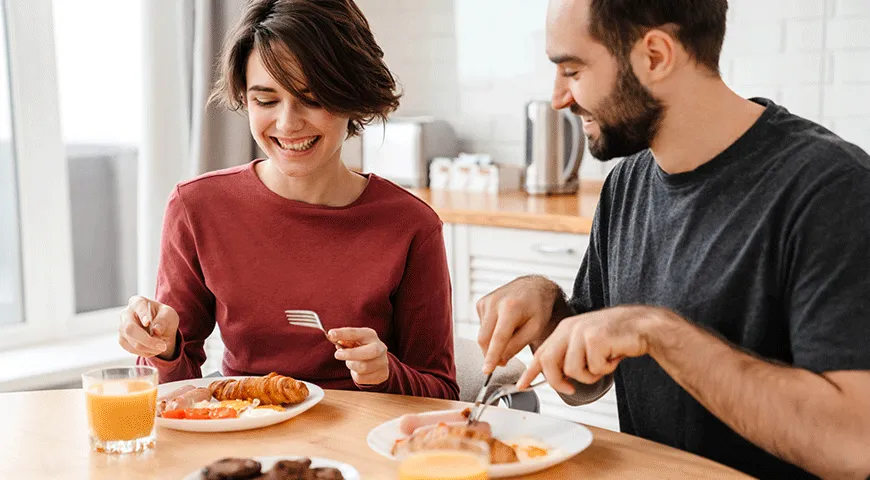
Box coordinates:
[466,380,548,424]
[284,310,360,349]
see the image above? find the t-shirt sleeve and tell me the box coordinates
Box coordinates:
[562,189,615,406]
[568,191,610,315]
[785,165,870,373]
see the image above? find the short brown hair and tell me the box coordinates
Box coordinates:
[211,0,401,137]
[588,0,728,74]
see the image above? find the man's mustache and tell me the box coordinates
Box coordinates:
[569,103,588,118]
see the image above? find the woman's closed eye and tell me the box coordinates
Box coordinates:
[252,97,278,107]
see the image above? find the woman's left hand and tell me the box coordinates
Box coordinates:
[329,327,390,385]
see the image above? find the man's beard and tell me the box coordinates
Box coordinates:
[573,64,665,161]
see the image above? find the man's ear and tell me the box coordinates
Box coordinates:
[631,28,679,84]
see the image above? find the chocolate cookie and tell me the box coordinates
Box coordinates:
[201,458,263,480]
[311,467,344,480]
[260,459,313,480]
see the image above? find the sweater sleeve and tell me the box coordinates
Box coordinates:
[357,224,460,400]
[137,186,216,383]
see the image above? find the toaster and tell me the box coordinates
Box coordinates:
[361,117,458,188]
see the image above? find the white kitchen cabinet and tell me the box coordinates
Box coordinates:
[446,224,620,432]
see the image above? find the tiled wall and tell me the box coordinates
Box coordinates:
[721,0,870,153]
[354,0,870,179]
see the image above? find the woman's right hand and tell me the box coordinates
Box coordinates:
[118,295,180,359]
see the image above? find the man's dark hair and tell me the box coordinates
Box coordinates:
[588,0,728,74]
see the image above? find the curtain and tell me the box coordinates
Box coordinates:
[139,0,256,296]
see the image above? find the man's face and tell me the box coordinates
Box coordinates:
[547,0,664,160]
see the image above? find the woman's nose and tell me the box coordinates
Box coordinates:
[275,103,305,133]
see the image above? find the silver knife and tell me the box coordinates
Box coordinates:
[466,372,494,425]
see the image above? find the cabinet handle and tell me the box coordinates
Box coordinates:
[532,244,576,256]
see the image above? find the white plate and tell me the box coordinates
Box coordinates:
[367,408,593,478]
[156,376,324,433]
[183,456,360,480]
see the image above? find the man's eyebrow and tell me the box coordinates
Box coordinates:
[549,54,586,65]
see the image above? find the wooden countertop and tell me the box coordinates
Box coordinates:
[406,182,601,234]
[2,388,751,479]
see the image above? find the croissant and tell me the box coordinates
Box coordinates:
[208,372,309,405]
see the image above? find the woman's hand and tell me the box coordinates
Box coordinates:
[329,327,390,385]
[118,295,180,359]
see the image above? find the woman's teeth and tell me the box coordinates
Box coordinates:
[274,136,319,152]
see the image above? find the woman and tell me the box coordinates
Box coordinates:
[118,0,458,400]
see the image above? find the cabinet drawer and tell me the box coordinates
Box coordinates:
[468,226,588,266]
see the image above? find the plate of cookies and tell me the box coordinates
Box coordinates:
[186,456,359,480]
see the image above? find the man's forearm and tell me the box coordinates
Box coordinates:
[646,310,870,479]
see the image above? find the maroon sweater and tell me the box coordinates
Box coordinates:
[139,160,459,400]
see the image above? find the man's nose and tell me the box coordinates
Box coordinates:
[551,76,573,110]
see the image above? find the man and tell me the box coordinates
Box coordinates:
[477,1,870,478]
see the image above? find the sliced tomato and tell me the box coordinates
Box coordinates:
[161,406,239,420]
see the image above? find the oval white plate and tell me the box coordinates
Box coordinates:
[183,456,360,480]
[367,408,593,478]
[156,376,324,433]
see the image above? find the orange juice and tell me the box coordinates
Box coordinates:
[85,379,157,441]
[398,450,488,480]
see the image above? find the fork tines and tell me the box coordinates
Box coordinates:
[285,310,322,329]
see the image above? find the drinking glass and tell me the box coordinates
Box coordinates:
[396,436,490,480]
[82,366,158,454]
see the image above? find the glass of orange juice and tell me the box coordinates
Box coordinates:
[396,437,490,480]
[82,366,158,454]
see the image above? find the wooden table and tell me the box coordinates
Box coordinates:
[1,389,752,479]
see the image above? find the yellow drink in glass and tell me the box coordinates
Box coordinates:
[396,436,489,480]
[398,450,488,480]
[82,366,158,454]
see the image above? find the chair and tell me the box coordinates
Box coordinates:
[453,337,539,413]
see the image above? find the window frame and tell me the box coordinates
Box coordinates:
[0,0,120,351]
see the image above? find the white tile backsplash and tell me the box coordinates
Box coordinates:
[826,19,870,48]
[785,19,825,51]
[354,0,870,179]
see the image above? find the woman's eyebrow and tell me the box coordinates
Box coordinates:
[247,85,277,93]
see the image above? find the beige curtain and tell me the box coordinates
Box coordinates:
[187,0,261,175]
[140,0,258,296]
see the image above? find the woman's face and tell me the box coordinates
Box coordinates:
[245,49,349,178]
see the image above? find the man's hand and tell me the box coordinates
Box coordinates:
[476,276,565,374]
[518,306,664,393]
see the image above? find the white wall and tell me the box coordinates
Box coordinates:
[356,0,870,179]
[721,0,870,153]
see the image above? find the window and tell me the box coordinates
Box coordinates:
[0,0,143,349]
[0,3,21,327]
[53,0,142,314]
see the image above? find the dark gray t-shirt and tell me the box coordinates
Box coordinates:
[567,98,870,479]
